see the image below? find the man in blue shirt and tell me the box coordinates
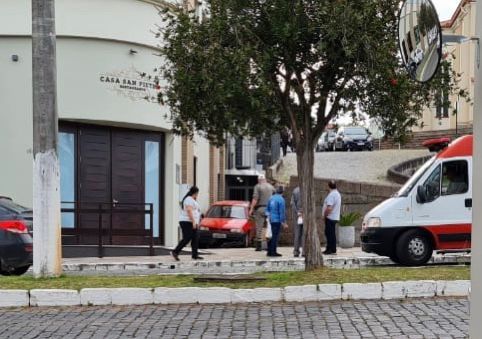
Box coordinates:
[265,186,287,257]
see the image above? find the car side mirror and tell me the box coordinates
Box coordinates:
[416,185,427,204]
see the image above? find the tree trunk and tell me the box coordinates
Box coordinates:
[32,0,62,278]
[297,140,324,270]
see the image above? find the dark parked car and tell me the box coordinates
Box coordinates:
[333,126,373,151]
[0,197,33,275]
[0,197,33,233]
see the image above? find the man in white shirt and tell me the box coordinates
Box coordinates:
[322,180,341,255]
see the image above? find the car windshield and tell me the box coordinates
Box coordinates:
[206,205,246,219]
[345,128,368,136]
[0,198,31,213]
[396,156,436,197]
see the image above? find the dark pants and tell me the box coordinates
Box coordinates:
[268,222,281,255]
[281,142,288,157]
[324,218,337,253]
[173,221,199,258]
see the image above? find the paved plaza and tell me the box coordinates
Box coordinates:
[276,149,430,184]
[0,298,468,338]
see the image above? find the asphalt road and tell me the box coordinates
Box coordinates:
[0,298,468,338]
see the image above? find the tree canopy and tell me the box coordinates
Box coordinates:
[157,0,468,269]
[159,0,467,146]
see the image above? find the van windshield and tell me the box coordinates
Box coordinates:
[396,156,436,197]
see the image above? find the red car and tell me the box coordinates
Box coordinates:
[199,201,254,248]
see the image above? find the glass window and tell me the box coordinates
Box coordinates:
[0,198,29,214]
[0,206,12,219]
[145,141,160,238]
[345,128,368,135]
[207,205,246,219]
[442,161,469,196]
[59,132,75,228]
[423,165,441,202]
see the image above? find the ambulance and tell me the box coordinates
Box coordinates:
[361,135,473,266]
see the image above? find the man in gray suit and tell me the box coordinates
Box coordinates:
[291,186,303,257]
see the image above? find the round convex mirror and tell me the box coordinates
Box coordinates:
[398,0,442,83]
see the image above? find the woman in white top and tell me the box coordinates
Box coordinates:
[171,186,203,261]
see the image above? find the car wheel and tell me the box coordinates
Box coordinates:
[395,230,433,266]
[11,265,30,276]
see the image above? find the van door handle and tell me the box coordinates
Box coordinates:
[465,199,472,208]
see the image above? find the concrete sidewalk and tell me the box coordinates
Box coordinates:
[60,247,471,276]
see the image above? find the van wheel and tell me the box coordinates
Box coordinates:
[389,253,400,264]
[395,230,433,266]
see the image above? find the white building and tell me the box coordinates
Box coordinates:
[0,0,220,251]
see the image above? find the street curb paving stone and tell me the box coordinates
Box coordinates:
[0,280,470,307]
[154,287,201,304]
[30,289,80,307]
[404,280,437,298]
[0,290,29,307]
[231,288,283,303]
[436,280,471,297]
[80,288,112,306]
[342,283,382,300]
[382,281,407,300]
[110,288,153,305]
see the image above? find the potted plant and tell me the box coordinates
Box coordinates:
[338,212,361,248]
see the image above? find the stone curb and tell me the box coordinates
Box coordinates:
[60,254,471,275]
[0,280,470,308]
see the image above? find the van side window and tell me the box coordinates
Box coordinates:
[423,165,441,202]
[442,160,469,196]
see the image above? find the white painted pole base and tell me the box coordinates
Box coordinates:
[33,150,62,278]
[470,1,482,336]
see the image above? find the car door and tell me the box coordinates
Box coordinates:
[412,158,472,249]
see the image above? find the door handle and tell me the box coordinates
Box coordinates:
[465,199,472,208]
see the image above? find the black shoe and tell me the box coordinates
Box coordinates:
[294,254,300,258]
[192,256,204,260]
[323,250,336,255]
[171,251,180,261]
[255,241,262,251]
[273,253,282,257]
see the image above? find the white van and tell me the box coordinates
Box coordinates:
[361,135,472,266]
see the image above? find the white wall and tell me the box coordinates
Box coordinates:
[0,0,166,48]
[0,38,33,206]
[0,0,183,246]
[193,135,211,213]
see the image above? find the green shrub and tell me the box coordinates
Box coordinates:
[339,212,361,226]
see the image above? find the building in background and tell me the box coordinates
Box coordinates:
[0,0,223,253]
[224,135,280,201]
[415,0,476,133]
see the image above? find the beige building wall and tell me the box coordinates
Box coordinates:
[181,136,224,213]
[414,0,476,132]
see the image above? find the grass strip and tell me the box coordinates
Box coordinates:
[0,266,469,291]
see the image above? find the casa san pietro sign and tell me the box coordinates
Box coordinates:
[99,67,162,103]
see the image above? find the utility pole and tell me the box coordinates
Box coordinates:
[470,0,482,336]
[32,0,62,277]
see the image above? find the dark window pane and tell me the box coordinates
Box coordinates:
[442,161,469,196]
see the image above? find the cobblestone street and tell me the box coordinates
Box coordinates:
[276,150,429,184]
[0,298,468,338]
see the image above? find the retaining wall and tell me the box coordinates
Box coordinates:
[280,176,400,246]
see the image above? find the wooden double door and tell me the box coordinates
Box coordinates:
[60,124,164,245]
